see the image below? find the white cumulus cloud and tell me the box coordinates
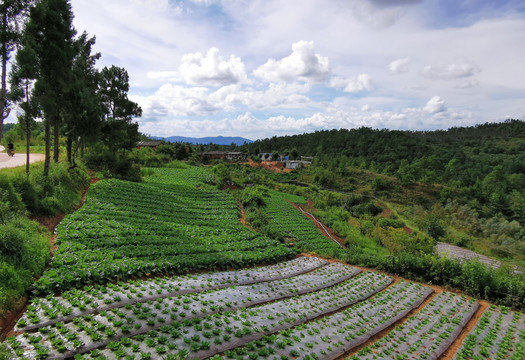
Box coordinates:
[421,61,481,80]
[330,73,373,93]
[388,57,411,74]
[254,41,330,83]
[178,48,248,86]
[423,96,446,114]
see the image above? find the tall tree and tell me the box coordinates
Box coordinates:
[19,0,75,175]
[0,0,32,142]
[98,65,142,154]
[63,31,103,165]
[9,44,38,174]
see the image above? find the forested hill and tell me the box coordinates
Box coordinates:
[246,119,524,159]
[243,119,525,188]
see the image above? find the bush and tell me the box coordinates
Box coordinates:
[241,185,270,209]
[3,162,89,216]
[0,217,50,312]
[372,176,393,192]
[85,149,142,182]
[377,218,405,229]
[427,216,446,240]
[0,175,25,220]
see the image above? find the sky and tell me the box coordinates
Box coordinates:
[24,0,525,139]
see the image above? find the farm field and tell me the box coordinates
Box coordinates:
[2,166,525,359]
[264,190,344,256]
[32,168,295,296]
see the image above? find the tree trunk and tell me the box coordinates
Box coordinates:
[26,117,30,175]
[66,136,72,164]
[25,81,30,175]
[0,10,7,143]
[53,109,60,162]
[44,117,51,177]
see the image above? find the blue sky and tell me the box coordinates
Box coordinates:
[53,0,525,139]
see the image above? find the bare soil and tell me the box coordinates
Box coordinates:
[245,159,294,173]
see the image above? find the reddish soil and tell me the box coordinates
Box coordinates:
[0,298,27,340]
[245,159,294,173]
[439,300,490,360]
[341,281,441,360]
[380,206,392,218]
[30,212,65,233]
[238,200,247,226]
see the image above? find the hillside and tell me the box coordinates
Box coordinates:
[2,166,524,360]
[238,120,525,266]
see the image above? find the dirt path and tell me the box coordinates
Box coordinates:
[438,300,490,360]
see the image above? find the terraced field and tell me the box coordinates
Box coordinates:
[32,168,296,296]
[2,167,524,359]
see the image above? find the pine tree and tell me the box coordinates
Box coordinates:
[18,0,76,176]
[98,65,142,154]
[0,0,32,142]
[63,31,103,165]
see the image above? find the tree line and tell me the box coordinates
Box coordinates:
[1,0,141,176]
[242,120,525,223]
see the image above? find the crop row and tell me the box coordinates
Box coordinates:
[223,280,433,360]
[32,168,297,295]
[265,191,343,255]
[8,262,361,359]
[75,271,393,360]
[17,257,328,331]
[351,292,479,360]
[453,305,525,360]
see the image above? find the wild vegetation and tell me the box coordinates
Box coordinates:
[242,120,525,264]
[0,161,89,314]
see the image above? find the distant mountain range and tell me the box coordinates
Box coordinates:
[152,136,253,146]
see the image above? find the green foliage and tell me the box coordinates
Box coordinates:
[426,216,446,240]
[241,185,270,209]
[0,217,50,312]
[84,147,142,182]
[212,163,232,188]
[312,167,336,188]
[32,168,294,295]
[3,161,89,215]
[377,218,405,229]
[0,174,25,220]
[343,196,383,217]
[372,176,394,192]
[344,248,525,309]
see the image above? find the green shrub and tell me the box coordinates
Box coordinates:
[372,176,393,192]
[241,186,270,209]
[85,149,142,182]
[0,217,50,312]
[165,160,189,169]
[377,218,405,229]
[0,175,24,220]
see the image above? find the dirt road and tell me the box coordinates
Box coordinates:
[0,145,46,170]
